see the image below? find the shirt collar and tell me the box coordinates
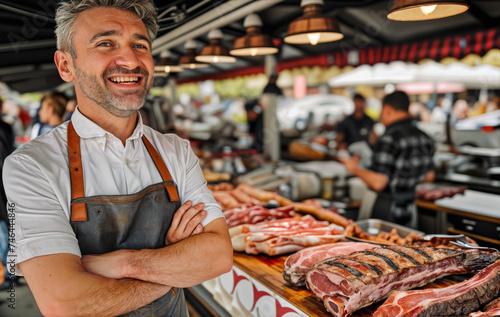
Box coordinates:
[385,117,415,132]
[71,107,145,141]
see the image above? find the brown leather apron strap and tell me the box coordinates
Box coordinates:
[67,121,88,221]
[141,136,179,202]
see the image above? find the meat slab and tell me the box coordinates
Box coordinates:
[223,203,295,228]
[470,297,500,317]
[374,259,500,317]
[231,215,345,256]
[305,246,500,317]
[283,242,376,287]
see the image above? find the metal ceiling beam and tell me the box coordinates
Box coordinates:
[0,3,55,22]
[0,39,56,53]
[152,0,285,55]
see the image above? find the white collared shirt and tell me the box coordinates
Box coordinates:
[4,108,223,274]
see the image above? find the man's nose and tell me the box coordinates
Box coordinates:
[114,46,142,69]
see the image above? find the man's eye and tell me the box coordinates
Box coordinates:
[97,42,112,47]
[134,44,148,49]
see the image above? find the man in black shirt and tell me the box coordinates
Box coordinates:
[336,93,375,150]
[340,91,435,228]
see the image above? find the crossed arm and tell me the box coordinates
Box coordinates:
[20,202,233,317]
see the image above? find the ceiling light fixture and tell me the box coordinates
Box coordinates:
[154,50,183,73]
[230,14,278,56]
[387,0,469,21]
[179,40,209,69]
[195,29,236,63]
[284,0,343,46]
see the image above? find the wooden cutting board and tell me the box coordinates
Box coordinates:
[232,251,466,316]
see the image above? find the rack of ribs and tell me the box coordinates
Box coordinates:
[305,246,500,317]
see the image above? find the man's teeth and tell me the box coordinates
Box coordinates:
[110,77,139,83]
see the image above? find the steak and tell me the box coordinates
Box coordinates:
[283,242,376,287]
[374,259,500,317]
[470,297,500,317]
[305,246,500,317]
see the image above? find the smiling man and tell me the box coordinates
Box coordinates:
[3,1,233,316]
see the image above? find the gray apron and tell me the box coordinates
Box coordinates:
[67,121,188,317]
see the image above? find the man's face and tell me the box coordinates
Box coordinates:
[69,7,154,118]
[38,100,52,124]
[353,98,365,118]
[380,104,391,126]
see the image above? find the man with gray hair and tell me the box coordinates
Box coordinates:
[3,1,233,316]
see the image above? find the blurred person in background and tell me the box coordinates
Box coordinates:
[263,73,282,96]
[339,91,435,228]
[487,96,500,112]
[430,96,450,123]
[64,97,77,121]
[0,98,14,288]
[336,93,375,150]
[31,92,68,138]
[409,101,432,123]
[451,99,469,122]
[245,99,264,153]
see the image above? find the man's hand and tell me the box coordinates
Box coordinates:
[166,201,206,245]
[338,155,361,175]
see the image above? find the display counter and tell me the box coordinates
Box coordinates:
[416,190,500,247]
[197,251,464,317]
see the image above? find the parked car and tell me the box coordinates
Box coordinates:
[276,94,354,134]
[452,109,500,148]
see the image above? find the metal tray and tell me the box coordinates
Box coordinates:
[355,219,424,238]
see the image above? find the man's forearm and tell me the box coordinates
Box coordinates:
[125,219,233,287]
[351,165,389,192]
[21,254,171,317]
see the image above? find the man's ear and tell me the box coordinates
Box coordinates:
[54,50,75,83]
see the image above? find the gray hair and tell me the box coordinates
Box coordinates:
[55,0,158,58]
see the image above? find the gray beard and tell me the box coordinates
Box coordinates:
[73,63,151,118]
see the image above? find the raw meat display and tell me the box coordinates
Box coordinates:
[470,297,500,317]
[212,190,240,209]
[223,203,295,228]
[282,242,376,287]
[374,260,500,317]
[229,215,331,236]
[231,215,345,256]
[306,246,500,317]
[416,185,467,201]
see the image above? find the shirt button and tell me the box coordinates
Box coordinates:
[99,142,103,148]
[125,158,130,165]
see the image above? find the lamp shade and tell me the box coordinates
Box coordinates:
[284,0,343,45]
[179,40,209,69]
[387,0,469,21]
[154,50,183,73]
[230,14,278,56]
[195,29,236,63]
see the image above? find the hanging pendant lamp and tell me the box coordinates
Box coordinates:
[195,29,236,63]
[387,0,469,21]
[230,14,278,56]
[154,50,183,73]
[284,0,343,46]
[179,40,209,69]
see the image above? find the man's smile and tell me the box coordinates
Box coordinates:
[108,76,140,84]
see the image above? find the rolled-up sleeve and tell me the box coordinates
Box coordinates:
[4,154,81,275]
[176,138,224,226]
